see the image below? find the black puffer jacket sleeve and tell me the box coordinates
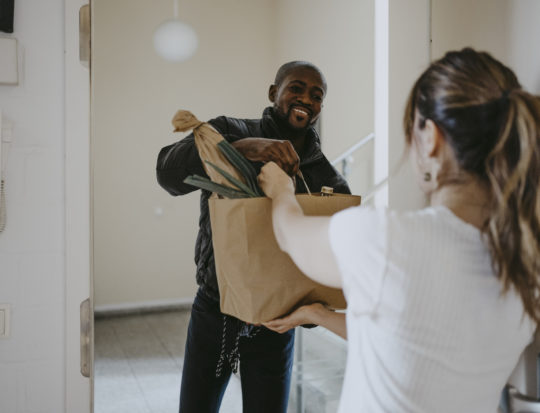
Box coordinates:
[156,117,227,196]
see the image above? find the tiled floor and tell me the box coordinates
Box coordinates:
[94,310,346,413]
[94,310,244,413]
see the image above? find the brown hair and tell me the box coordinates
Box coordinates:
[404,48,540,323]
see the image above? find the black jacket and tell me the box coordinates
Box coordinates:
[156,107,350,301]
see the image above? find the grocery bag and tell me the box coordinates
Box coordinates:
[209,193,361,323]
[172,109,360,323]
[172,109,245,186]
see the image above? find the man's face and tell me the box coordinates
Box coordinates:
[269,67,326,131]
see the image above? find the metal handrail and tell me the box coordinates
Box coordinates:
[331,132,374,180]
[331,132,375,166]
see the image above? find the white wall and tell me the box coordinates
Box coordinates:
[373,0,430,210]
[0,0,66,412]
[387,0,430,210]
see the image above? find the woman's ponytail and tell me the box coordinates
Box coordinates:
[484,91,540,322]
[404,48,540,323]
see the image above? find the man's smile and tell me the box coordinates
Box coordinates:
[289,105,312,122]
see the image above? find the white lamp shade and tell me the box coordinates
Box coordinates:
[153,19,198,62]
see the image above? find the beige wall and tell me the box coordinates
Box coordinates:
[93,0,540,310]
[386,0,539,211]
[276,0,375,194]
[372,0,432,210]
[93,0,375,308]
[431,0,509,62]
[431,0,540,96]
[507,0,540,94]
[92,0,278,308]
[386,0,431,210]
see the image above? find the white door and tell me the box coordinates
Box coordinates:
[65,0,93,412]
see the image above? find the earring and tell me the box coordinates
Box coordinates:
[423,172,431,182]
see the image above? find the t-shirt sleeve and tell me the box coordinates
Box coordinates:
[328,206,388,315]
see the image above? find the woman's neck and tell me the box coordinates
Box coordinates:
[430,180,491,229]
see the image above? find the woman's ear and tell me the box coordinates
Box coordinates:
[268,84,277,103]
[422,119,445,158]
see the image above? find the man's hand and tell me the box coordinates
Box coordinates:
[257,162,295,199]
[232,138,300,176]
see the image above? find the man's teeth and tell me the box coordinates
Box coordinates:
[292,108,309,116]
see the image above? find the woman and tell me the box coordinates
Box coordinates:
[258,48,540,412]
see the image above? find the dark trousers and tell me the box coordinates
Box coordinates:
[179,288,295,413]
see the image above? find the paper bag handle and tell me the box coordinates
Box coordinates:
[171,110,204,132]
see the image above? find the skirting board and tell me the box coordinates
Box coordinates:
[94,297,194,319]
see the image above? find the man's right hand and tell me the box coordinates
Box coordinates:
[231,138,300,176]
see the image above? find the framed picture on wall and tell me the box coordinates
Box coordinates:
[0,0,15,33]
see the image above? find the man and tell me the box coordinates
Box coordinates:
[156,61,350,413]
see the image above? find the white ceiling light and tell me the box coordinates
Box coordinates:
[153,0,198,62]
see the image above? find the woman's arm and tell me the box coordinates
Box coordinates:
[263,303,347,339]
[257,161,342,289]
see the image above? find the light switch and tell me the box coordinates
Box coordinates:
[0,38,18,85]
[0,304,10,338]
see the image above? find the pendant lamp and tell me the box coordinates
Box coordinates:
[153,0,198,62]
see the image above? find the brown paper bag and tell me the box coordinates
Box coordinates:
[172,110,245,186]
[209,193,361,324]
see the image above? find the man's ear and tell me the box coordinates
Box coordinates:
[423,119,445,158]
[268,84,277,103]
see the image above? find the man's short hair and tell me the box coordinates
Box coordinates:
[274,61,327,91]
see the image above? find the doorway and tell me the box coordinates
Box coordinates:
[91,1,374,412]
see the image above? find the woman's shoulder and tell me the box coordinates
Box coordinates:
[375,205,479,230]
[395,206,482,239]
[333,205,443,228]
[332,205,480,246]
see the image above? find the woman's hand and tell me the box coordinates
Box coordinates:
[263,303,326,334]
[258,161,295,199]
[264,303,347,339]
[232,138,300,176]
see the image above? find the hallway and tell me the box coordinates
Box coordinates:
[94,310,346,413]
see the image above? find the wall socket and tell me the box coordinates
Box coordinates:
[0,303,11,338]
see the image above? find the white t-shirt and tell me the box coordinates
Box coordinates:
[328,205,535,413]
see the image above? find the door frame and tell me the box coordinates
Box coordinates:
[65,0,92,411]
